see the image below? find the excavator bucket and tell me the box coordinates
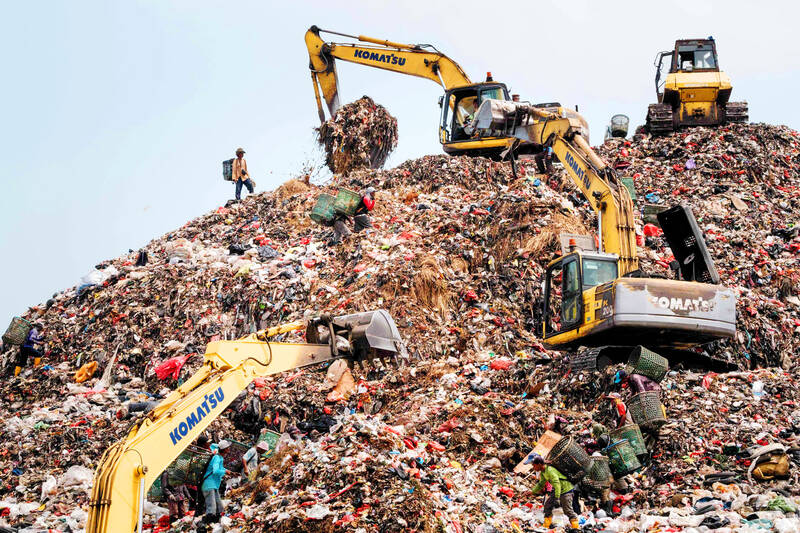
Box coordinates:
[306,310,405,366]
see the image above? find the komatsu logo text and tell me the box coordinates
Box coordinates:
[649,296,715,312]
[353,49,407,66]
[169,387,225,445]
[563,152,591,191]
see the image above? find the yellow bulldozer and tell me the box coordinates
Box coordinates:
[646,37,748,135]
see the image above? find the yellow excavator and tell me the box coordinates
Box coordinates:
[646,37,748,135]
[305,25,543,158]
[87,310,403,533]
[472,101,736,361]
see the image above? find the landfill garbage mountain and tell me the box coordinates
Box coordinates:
[0,122,799,532]
[317,96,399,174]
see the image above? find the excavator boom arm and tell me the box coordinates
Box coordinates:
[87,311,403,532]
[306,26,472,122]
[473,101,638,273]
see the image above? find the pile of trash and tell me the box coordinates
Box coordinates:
[596,123,800,369]
[0,122,798,532]
[317,96,398,174]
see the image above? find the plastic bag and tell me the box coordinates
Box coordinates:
[40,475,57,500]
[154,354,193,380]
[60,465,94,489]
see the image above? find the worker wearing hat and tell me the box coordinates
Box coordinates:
[232,148,255,201]
[525,454,580,530]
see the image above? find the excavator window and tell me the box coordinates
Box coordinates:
[440,93,456,141]
[543,256,583,337]
[582,258,618,289]
[480,87,504,101]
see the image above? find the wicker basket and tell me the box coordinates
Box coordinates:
[584,456,612,489]
[310,193,336,224]
[625,346,669,382]
[333,188,362,216]
[610,424,648,458]
[147,445,212,502]
[546,436,590,482]
[2,317,32,346]
[220,439,250,473]
[627,391,667,429]
[606,439,642,476]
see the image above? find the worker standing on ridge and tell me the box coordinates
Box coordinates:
[200,442,226,524]
[15,322,44,376]
[527,455,581,530]
[353,187,376,232]
[232,147,255,201]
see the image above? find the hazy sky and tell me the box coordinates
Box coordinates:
[1,0,798,325]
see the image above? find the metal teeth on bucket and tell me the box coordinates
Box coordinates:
[330,310,405,367]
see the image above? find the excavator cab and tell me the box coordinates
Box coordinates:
[542,250,619,338]
[647,37,747,135]
[438,81,516,157]
[541,246,736,351]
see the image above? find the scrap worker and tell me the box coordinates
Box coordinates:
[353,187,376,232]
[232,147,255,201]
[242,441,270,481]
[534,145,554,175]
[15,322,44,376]
[160,469,191,524]
[527,455,580,530]
[201,443,226,523]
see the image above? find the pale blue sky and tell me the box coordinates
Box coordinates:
[1,0,798,325]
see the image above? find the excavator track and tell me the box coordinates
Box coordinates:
[646,103,674,135]
[724,101,749,124]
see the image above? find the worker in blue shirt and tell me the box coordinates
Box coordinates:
[201,442,227,523]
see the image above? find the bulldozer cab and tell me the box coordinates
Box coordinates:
[439,82,509,144]
[542,250,619,338]
[654,39,719,102]
[672,39,719,73]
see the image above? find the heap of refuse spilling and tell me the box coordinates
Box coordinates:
[0,122,798,532]
[317,96,398,174]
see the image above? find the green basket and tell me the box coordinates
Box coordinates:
[147,445,212,502]
[625,346,669,382]
[333,188,362,216]
[621,177,637,203]
[627,390,667,429]
[584,456,612,489]
[609,424,648,458]
[310,193,336,224]
[3,317,32,346]
[606,439,642,476]
[643,204,669,225]
[546,436,590,482]
[257,429,281,458]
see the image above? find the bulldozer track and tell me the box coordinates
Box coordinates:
[725,101,749,124]
[646,104,674,135]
